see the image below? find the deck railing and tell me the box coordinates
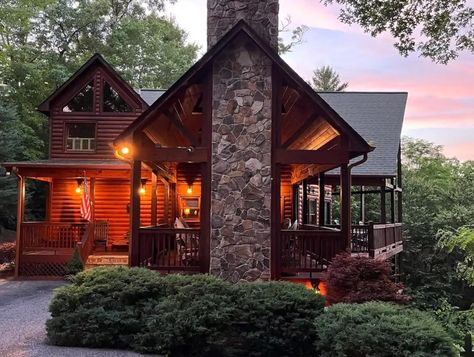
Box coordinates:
[369,223,403,258]
[138,227,201,272]
[21,222,86,251]
[76,222,95,264]
[280,229,346,273]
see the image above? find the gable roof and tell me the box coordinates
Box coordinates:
[37,53,147,114]
[114,20,372,155]
[321,92,407,177]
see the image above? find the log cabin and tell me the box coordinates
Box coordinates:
[2,0,406,281]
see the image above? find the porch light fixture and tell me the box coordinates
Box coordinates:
[75,178,84,194]
[184,208,191,215]
[139,178,148,195]
[120,146,130,155]
[187,185,193,194]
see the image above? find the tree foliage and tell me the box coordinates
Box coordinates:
[322,0,474,63]
[401,137,474,309]
[309,66,348,91]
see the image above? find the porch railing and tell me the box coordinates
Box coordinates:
[21,222,86,251]
[370,223,403,258]
[280,229,346,273]
[137,227,200,272]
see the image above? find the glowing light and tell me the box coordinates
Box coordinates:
[75,186,82,194]
[120,146,130,155]
[139,187,146,195]
[184,208,191,215]
[186,185,193,194]
[75,178,83,194]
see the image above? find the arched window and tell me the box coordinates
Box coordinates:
[63,81,94,112]
[103,81,132,112]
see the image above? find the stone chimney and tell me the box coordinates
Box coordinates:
[207,0,279,50]
[209,0,276,282]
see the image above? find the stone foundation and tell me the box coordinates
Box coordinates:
[210,37,272,282]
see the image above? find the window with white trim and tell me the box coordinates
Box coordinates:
[65,123,96,151]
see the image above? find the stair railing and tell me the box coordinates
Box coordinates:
[76,222,95,265]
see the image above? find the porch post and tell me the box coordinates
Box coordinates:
[318,173,325,226]
[390,179,395,223]
[200,162,211,273]
[340,163,351,250]
[397,144,403,223]
[151,172,157,226]
[129,160,141,266]
[380,183,387,224]
[302,179,308,225]
[360,185,365,223]
[14,175,25,278]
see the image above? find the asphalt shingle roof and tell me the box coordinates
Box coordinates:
[135,89,407,178]
[319,92,407,177]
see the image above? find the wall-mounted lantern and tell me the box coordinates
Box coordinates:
[75,178,84,194]
[139,178,148,195]
[187,185,193,194]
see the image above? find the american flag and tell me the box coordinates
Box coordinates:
[80,176,92,221]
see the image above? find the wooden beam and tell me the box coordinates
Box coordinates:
[281,112,320,149]
[143,161,175,183]
[318,172,325,225]
[380,184,387,224]
[14,175,25,278]
[167,106,199,147]
[151,172,157,226]
[275,148,349,165]
[129,160,141,266]
[135,147,208,163]
[340,163,351,249]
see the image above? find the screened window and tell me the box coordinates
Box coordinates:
[63,81,94,112]
[103,81,132,112]
[65,123,96,151]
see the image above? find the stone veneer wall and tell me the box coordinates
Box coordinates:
[210,37,272,282]
[207,0,279,50]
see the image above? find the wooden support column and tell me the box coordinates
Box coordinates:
[380,183,387,224]
[129,160,141,266]
[390,179,395,223]
[340,163,351,249]
[200,162,211,273]
[160,178,170,225]
[151,172,157,226]
[90,177,95,222]
[302,179,308,225]
[318,172,325,226]
[14,175,25,278]
[397,144,403,223]
[360,185,365,223]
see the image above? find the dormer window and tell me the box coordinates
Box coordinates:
[63,81,94,112]
[65,123,96,151]
[103,81,132,112]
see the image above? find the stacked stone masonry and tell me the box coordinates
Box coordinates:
[210,37,273,282]
[207,0,279,50]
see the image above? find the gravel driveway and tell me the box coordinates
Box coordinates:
[0,279,144,357]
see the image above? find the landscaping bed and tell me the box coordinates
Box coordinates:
[46,267,457,356]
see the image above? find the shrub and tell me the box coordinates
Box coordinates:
[325,253,408,305]
[232,281,326,357]
[314,302,457,357]
[0,242,15,272]
[46,267,326,356]
[64,247,83,275]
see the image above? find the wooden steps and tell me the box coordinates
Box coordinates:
[85,254,129,269]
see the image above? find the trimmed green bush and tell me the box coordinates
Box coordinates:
[314,302,458,357]
[46,267,325,356]
[232,281,326,356]
[64,247,83,275]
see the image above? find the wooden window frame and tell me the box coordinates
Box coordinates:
[60,77,96,115]
[63,121,98,153]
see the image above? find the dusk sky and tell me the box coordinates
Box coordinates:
[167,0,474,161]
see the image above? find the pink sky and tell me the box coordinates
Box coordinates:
[167,0,474,161]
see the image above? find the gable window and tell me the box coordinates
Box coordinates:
[103,81,132,112]
[63,81,94,112]
[65,123,96,151]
